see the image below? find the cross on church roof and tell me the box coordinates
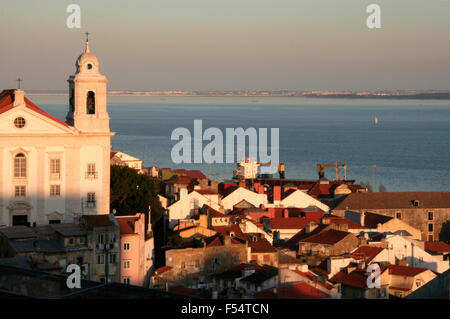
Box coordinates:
[16,77,23,89]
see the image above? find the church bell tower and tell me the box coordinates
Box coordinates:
[66,35,110,133]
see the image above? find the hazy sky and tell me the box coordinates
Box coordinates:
[1,0,449,91]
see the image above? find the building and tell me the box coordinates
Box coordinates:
[297,229,360,257]
[345,211,422,240]
[110,151,143,171]
[81,214,121,283]
[0,213,120,283]
[380,265,437,298]
[0,39,113,227]
[152,235,248,288]
[116,213,154,286]
[330,266,389,299]
[333,192,450,241]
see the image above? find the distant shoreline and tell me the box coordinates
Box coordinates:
[27,91,450,100]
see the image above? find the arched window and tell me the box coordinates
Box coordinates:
[14,153,26,178]
[86,91,95,114]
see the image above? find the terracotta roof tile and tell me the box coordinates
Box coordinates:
[270,217,321,230]
[255,281,330,299]
[384,265,429,277]
[335,192,450,210]
[330,269,368,289]
[299,229,352,245]
[424,241,450,253]
[348,246,384,263]
[0,89,69,127]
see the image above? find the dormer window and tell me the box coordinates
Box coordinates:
[412,200,420,207]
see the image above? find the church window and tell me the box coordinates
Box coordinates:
[15,185,26,197]
[50,159,61,179]
[50,185,61,196]
[14,117,26,128]
[86,192,96,208]
[14,153,26,178]
[86,91,95,114]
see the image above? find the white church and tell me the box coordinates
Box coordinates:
[0,39,113,227]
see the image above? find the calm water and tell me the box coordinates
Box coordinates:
[33,95,450,192]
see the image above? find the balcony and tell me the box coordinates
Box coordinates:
[85,172,98,180]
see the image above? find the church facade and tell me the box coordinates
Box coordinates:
[0,40,113,227]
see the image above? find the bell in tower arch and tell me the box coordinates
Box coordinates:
[86,91,96,114]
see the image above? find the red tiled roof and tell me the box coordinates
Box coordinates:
[308,182,333,197]
[282,224,329,250]
[425,241,450,253]
[299,229,352,245]
[270,217,321,230]
[334,192,450,210]
[116,217,137,235]
[83,215,115,227]
[384,265,429,277]
[0,89,69,127]
[173,169,207,180]
[247,235,277,253]
[205,205,227,218]
[166,175,193,185]
[255,281,330,299]
[330,269,368,289]
[291,270,334,290]
[322,216,366,230]
[349,246,384,263]
[363,212,393,228]
[154,266,173,275]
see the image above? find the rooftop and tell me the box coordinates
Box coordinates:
[335,192,450,210]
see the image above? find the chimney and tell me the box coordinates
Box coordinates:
[273,186,281,203]
[179,187,188,200]
[199,214,208,228]
[258,185,265,194]
[360,212,365,227]
[254,182,260,192]
[13,89,25,107]
[283,209,289,218]
[305,222,318,234]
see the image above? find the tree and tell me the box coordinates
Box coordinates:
[110,165,164,230]
[439,221,450,242]
[379,184,387,192]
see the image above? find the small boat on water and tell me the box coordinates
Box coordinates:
[374,116,379,125]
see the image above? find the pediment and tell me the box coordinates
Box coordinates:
[0,105,75,135]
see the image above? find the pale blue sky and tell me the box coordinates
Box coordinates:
[1,0,449,91]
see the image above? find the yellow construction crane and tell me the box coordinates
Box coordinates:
[317,162,347,180]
